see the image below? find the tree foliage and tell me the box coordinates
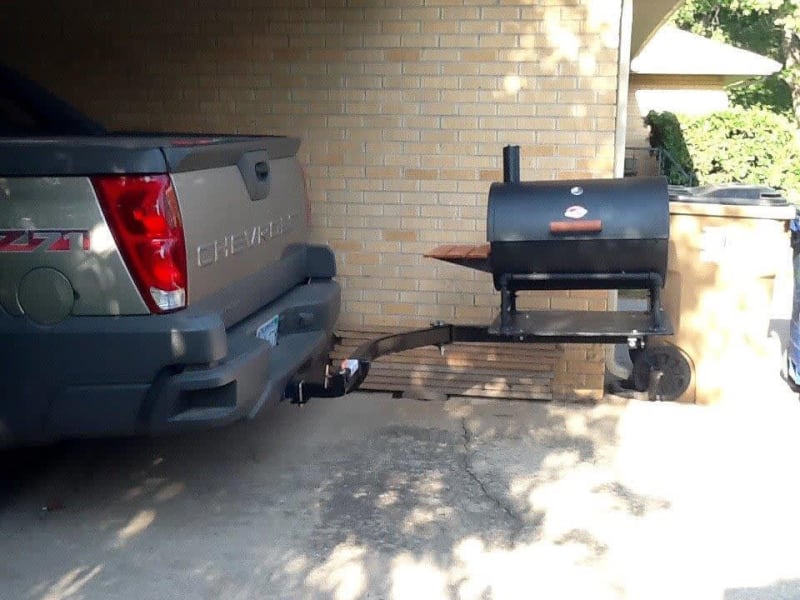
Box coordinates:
[646,109,800,199]
[643,111,696,184]
[673,0,800,122]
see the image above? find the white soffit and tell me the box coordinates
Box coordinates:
[631,25,782,77]
[635,88,730,116]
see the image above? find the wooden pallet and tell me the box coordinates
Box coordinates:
[331,327,561,401]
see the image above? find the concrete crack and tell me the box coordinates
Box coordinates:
[461,418,525,543]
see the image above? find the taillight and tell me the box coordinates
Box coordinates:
[91,175,187,313]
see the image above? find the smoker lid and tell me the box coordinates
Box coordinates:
[488,176,670,243]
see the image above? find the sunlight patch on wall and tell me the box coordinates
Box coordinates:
[544,12,581,62]
[586,0,622,48]
[503,75,524,94]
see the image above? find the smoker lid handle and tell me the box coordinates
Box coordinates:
[549,220,603,234]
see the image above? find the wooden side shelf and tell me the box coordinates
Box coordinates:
[423,244,492,272]
[424,243,491,260]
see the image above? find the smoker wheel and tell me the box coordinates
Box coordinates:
[629,342,692,401]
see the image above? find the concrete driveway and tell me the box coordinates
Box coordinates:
[2,375,800,599]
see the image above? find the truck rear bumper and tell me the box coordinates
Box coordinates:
[0,280,340,446]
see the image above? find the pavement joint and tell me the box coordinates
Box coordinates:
[460,417,525,543]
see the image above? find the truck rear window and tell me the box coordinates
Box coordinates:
[0,91,42,135]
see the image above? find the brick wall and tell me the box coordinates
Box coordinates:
[0,0,623,400]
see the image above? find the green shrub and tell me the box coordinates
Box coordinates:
[645,108,800,200]
[643,111,696,185]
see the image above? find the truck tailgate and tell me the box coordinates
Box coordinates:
[0,134,309,327]
[167,137,309,327]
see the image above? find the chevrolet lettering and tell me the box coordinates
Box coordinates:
[196,214,298,267]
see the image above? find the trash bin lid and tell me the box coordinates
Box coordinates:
[668,183,796,220]
[668,183,788,207]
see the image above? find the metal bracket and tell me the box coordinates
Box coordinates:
[286,316,675,403]
[627,336,645,350]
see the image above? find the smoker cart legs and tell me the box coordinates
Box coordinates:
[500,286,517,331]
[496,272,668,334]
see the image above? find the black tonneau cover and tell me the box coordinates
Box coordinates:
[0,135,301,176]
[0,64,300,176]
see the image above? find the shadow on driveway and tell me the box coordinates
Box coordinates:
[0,393,662,599]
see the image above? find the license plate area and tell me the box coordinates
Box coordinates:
[256,314,280,347]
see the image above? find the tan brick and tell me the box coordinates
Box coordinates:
[417,304,456,319]
[401,34,441,48]
[359,315,393,328]
[421,75,460,89]
[401,7,441,20]
[421,21,460,34]
[346,252,382,266]
[382,204,420,217]
[384,302,418,316]
[330,240,365,252]
[584,373,606,391]
[454,306,494,321]
[564,359,606,376]
[420,205,458,218]
[361,264,399,278]
[384,179,421,192]
[588,299,609,311]
[440,59,482,77]
[460,21,499,35]
[403,63,443,76]
[420,180,459,193]
[405,168,439,180]
[383,230,419,242]
[481,7,521,20]
[386,48,422,62]
[375,278,419,292]
[335,263,365,280]
[383,20,421,34]
[382,129,421,142]
[384,253,420,266]
[564,347,589,361]
[537,131,578,144]
[443,7,481,20]
[416,49,453,62]
[440,34,480,48]
[346,302,382,315]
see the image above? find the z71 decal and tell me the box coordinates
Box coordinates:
[0,229,91,253]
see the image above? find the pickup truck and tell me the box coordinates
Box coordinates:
[0,65,340,446]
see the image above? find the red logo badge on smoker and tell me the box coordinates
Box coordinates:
[564,205,588,219]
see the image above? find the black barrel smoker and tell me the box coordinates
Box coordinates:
[290,146,689,403]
